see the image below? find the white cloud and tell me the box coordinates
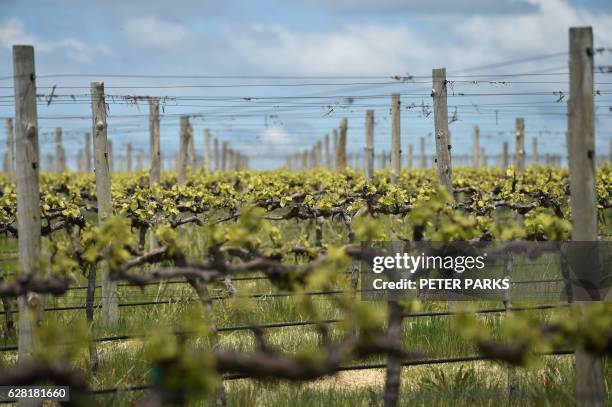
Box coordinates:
[228,0,612,76]
[231,24,433,75]
[123,15,189,49]
[454,0,612,61]
[0,17,110,63]
[297,0,538,14]
[0,18,42,48]
[260,125,292,144]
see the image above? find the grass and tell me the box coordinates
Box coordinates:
[0,214,610,406]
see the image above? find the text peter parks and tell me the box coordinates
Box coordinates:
[359,241,611,302]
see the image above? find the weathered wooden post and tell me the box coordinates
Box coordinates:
[336,118,347,171]
[384,95,403,407]
[316,140,322,167]
[214,137,220,171]
[188,123,196,170]
[420,137,426,168]
[149,98,161,184]
[126,142,132,173]
[310,146,317,168]
[229,149,236,171]
[91,81,117,326]
[502,142,509,170]
[324,134,330,168]
[5,118,15,182]
[55,127,65,173]
[432,68,453,194]
[515,118,525,172]
[13,45,42,364]
[77,149,84,172]
[221,141,228,172]
[108,139,114,173]
[472,125,480,168]
[204,129,211,173]
[147,98,161,251]
[407,144,413,169]
[391,94,401,183]
[178,116,189,183]
[365,109,375,180]
[567,26,605,407]
[45,153,53,172]
[136,149,144,171]
[332,128,338,170]
[83,132,92,172]
[532,137,538,166]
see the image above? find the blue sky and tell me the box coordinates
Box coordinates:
[0,0,611,169]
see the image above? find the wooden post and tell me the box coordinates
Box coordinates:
[481,147,487,167]
[502,142,509,170]
[336,118,347,171]
[515,118,525,172]
[214,137,220,171]
[230,149,236,171]
[126,142,132,173]
[204,129,211,173]
[432,68,453,194]
[13,45,42,364]
[178,116,189,183]
[332,128,338,170]
[188,123,196,170]
[221,141,228,172]
[55,127,65,173]
[365,109,375,180]
[83,132,92,172]
[109,139,115,174]
[316,140,322,167]
[91,81,117,326]
[301,149,308,169]
[472,125,480,168]
[324,134,330,168]
[391,94,401,183]
[532,137,538,166]
[136,149,144,171]
[567,26,605,407]
[420,137,426,168]
[5,118,14,182]
[45,153,53,172]
[383,95,402,407]
[148,98,161,251]
[149,98,161,184]
[77,149,84,172]
[407,144,413,169]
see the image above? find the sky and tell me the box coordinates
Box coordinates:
[0,0,611,169]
